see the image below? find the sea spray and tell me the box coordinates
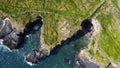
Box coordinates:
[24,56,36,66]
[0,39,12,52]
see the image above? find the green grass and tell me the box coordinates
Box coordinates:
[0,0,120,67]
[88,1,120,66]
[112,0,120,10]
[0,0,101,46]
[97,13,120,61]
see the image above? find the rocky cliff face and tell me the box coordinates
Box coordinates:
[74,18,101,68]
[75,50,100,68]
[25,18,99,64]
[0,18,13,38]
[0,16,43,50]
[0,18,22,49]
[74,18,120,68]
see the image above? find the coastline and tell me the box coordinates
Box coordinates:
[74,18,102,68]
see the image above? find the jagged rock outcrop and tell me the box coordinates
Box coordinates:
[0,18,22,49]
[0,16,43,50]
[25,49,49,64]
[0,18,13,38]
[3,29,21,49]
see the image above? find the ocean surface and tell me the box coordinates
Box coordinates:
[0,31,90,68]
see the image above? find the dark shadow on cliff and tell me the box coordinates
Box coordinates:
[15,16,43,49]
[50,18,93,55]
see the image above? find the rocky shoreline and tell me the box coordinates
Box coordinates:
[0,16,96,65]
[75,50,100,68]
[0,16,118,68]
[0,16,43,49]
[74,18,101,68]
[74,18,119,68]
[0,17,21,49]
[25,18,96,64]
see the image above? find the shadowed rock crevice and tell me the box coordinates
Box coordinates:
[16,16,43,49]
[50,18,93,55]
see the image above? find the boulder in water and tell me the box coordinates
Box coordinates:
[25,49,49,64]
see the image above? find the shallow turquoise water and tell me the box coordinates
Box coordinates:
[0,31,90,68]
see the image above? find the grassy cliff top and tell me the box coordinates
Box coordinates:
[0,0,120,67]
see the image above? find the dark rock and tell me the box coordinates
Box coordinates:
[106,62,117,68]
[0,18,13,38]
[0,18,21,49]
[0,16,43,50]
[81,18,93,32]
[75,51,100,68]
[25,49,49,64]
[0,17,24,49]
[25,50,38,63]
[3,30,22,49]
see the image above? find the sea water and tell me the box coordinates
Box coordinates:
[0,31,90,68]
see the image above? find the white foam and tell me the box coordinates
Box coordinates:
[26,35,30,38]
[26,61,34,66]
[68,60,71,64]
[4,18,10,21]
[33,26,40,30]
[0,39,12,52]
[24,56,35,66]
[0,45,12,52]
[0,39,3,45]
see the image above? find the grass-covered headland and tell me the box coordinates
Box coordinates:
[0,0,120,67]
